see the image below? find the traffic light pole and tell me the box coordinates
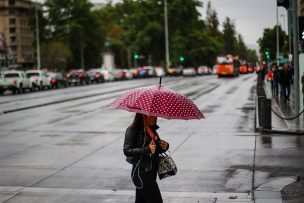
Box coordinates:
[276,5,280,66]
[164,0,170,72]
[292,0,300,115]
[35,1,41,70]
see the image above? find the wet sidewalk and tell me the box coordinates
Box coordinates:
[263,82,304,134]
[255,81,304,203]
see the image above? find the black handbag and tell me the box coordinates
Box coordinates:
[158,153,177,180]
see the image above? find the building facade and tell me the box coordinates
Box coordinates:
[299,0,304,16]
[0,0,36,68]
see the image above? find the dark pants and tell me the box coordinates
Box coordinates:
[273,80,279,96]
[282,84,291,101]
[132,166,163,203]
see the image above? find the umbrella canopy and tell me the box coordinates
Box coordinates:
[111,85,204,120]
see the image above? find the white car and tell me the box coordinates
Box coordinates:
[26,70,51,90]
[155,66,166,77]
[0,70,32,94]
[182,67,196,77]
[100,68,115,82]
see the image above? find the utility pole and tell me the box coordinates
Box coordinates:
[35,1,41,70]
[276,5,280,66]
[292,0,300,114]
[164,0,170,71]
[80,29,84,70]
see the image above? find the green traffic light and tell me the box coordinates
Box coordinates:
[134,54,139,59]
[179,56,185,62]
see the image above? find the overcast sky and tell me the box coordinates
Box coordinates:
[41,0,288,50]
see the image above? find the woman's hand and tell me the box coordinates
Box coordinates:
[149,140,156,154]
[159,140,169,150]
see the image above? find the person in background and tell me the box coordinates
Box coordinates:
[301,72,304,103]
[272,63,279,97]
[280,64,293,102]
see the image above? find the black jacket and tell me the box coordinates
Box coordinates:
[123,124,167,172]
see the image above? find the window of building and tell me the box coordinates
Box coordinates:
[11,46,17,52]
[9,27,16,34]
[9,0,15,6]
[9,9,15,15]
[10,36,16,43]
[9,18,16,25]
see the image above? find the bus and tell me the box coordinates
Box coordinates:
[216,55,240,77]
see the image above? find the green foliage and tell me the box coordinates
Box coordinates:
[41,41,72,70]
[36,0,256,69]
[258,25,288,60]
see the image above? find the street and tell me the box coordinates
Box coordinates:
[0,74,304,203]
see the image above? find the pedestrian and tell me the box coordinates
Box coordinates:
[260,61,267,81]
[301,72,304,103]
[123,113,169,203]
[280,64,293,102]
[272,63,279,97]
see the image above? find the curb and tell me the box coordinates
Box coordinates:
[255,97,304,135]
[255,127,304,135]
[254,177,296,203]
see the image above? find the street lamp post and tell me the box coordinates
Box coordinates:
[280,14,287,33]
[35,1,41,70]
[276,5,280,66]
[164,0,170,72]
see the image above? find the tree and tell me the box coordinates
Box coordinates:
[257,25,288,60]
[236,34,247,59]
[41,41,72,70]
[44,0,106,69]
[222,17,237,55]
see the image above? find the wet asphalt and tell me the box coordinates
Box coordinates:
[0,74,303,203]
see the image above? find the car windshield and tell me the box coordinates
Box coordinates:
[26,73,40,77]
[4,73,20,78]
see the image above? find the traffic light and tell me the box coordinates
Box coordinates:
[265,50,270,59]
[277,0,289,9]
[179,56,185,62]
[299,16,304,41]
[134,54,139,59]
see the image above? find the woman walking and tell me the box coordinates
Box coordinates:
[123,113,169,203]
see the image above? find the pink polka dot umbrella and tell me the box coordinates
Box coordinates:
[111,82,204,120]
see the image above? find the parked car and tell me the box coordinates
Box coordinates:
[26,70,51,90]
[0,70,33,94]
[143,66,156,77]
[183,67,197,77]
[88,69,105,83]
[122,69,134,80]
[66,69,90,85]
[111,69,125,81]
[100,68,115,82]
[197,66,210,75]
[155,66,166,77]
[137,67,148,78]
[129,68,140,79]
[48,72,68,88]
[167,66,183,76]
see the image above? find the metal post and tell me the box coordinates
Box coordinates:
[280,14,287,33]
[127,48,131,68]
[288,7,292,56]
[276,5,280,65]
[80,29,84,70]
[164,0,170,71]
[292,0,300,114]
[35,2,41,70]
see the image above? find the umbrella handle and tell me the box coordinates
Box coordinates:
[159,76,162,85]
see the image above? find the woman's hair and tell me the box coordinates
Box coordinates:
[132,113,144,128]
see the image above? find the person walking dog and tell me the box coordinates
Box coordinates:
[124,113,169,203]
